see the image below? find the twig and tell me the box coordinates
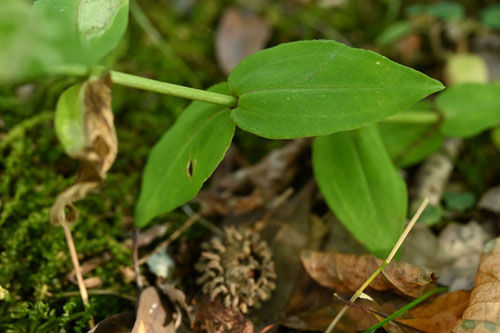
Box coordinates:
[57,289,137,303]
[182,204,223,236]
[139,213,201,266]
[324,198,430,333]
[61,220,95,328]
[133,227,144,289]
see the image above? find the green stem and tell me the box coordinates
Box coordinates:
[362,286,448,333]
[110,71,237,107]
[48,64,238,108]
[383,111,439,124]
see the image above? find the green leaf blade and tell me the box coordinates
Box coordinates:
[135,83,235,227]
[437,83,500,137]
[54,82,87,156]
[313,125,408,258]
[228,40,444,139]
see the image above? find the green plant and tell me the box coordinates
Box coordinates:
[4,0,500,261]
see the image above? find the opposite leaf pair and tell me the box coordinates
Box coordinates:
[133,40,444,258]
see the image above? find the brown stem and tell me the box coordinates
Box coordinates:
[61,220,95,328]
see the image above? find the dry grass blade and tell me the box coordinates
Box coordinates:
[324,198,430,333]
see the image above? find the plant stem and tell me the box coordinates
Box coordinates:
[48,65,238,108]
[110,71,237,107]
[362,286,448,333]
[383,111,439,124]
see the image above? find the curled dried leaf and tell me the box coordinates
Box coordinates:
[51,75,117,226]
[454,238,500,332]
[301,250,437,298]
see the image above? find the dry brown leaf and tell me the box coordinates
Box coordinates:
[50,75,117,226]
[88,312,136,333]
[132,287,176,333]
[216,7,271,75]
[301,250,437,298]
[193,293,253,333]
[282,274,384,332]
[397,290,470,333]
[454,238,500,332]
[199,139,308,217]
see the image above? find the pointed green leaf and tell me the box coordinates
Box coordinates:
[312,125,407,258]
[437,83,500,137]
[135,83,235,227]
[228,40,444,139]
[54,82,87,156]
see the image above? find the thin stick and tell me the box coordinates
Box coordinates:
[138,213,201,266]
[61,221,95,328]
[132,227,144,289]
[57,289,137,303]
[324,198,430,333]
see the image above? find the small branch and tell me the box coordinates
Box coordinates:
[57,289,137,303]
[139,213,201,266]
[61,220,95,328]
[133,227,144,289]
[325,198,430,333]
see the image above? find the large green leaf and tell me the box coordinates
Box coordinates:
[437,83,500,137]
[135,83,235,227]
[380,102,444,167]
[312,125,408,258]
[33,0,129,64]
[54,82,87,156]
[228,40,444,139]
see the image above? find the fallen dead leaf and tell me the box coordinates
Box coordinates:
[199,139,309,217]
[216,7,271,74]
[51,75,117,227]
[301,250,437,298]
[478,185,500,214]
[249,183,313,329]
[132,287,176,333]
[193,293,253,333]
[454,237,500,332]
[88,312,136,333]
[398,290,470,333]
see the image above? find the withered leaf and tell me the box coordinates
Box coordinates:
[398,290,470,333]
[88,312,136,333]
[132,287,176,333]
[51,75,117,226]
[193,293,253,333]
[301,250,437,298]
[216,7,271,75]
[454,238,500,332]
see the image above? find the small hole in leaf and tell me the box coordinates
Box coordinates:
[187,160,194,178]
